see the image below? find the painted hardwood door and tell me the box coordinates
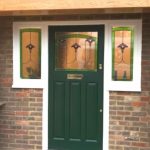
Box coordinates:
[48,25,104,150]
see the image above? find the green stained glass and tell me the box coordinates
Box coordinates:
[112,27,134,81]
[55,32,98,71]
[20,29,41,79]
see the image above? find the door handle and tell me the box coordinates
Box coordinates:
[99,64,103,70]
[99,109,103,112]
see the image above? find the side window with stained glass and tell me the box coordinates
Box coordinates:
[112,27,134,81]
[20,28,41,79]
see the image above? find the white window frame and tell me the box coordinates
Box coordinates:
[13,20,142,91]
[106,20,142,91]
[13,20,142,150]
[12,23,48,88]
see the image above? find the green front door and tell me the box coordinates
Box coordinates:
[48,25,104,150]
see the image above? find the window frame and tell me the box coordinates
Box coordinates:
[13,23,48,88]
[13,20,142,91]
[12,20,142,150]
[106,20,142,91]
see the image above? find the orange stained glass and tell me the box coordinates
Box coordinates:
[55,32,98,71]
[20,29,41,79]
[112,27,134,81]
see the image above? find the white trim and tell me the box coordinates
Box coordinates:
[12,20,142,150]
[103,23,110,150]
[13,23,48,88]
[107,20,142,91]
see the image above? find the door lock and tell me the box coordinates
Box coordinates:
[99,64,103,70]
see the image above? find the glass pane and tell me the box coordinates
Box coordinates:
[55,32,98,71]
[20,29,41,79]
[112,27,134,81]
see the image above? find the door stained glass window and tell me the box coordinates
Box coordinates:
[55,32,98,71]
[112,27,134,81]
[20,29,41,79]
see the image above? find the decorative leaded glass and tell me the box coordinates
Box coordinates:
[112,27,134,81]
[20,29,41,79]
[55,32,98,71]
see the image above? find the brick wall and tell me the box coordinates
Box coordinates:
[109,14,150,150]
[0,17,43,150]
[0,14,149,150]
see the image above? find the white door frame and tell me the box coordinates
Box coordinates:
[43,20,110,150]
[13,20,142,150]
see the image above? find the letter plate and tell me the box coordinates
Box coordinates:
[67,74,83,80]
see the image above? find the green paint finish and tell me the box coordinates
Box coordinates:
[48,25,104,150]
[53,82,65,138]
[86,83,98,140]
[112,27,134,81]
[69,82,81,139]
[56,33,97,41]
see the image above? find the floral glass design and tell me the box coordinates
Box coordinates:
[55,32,98,71]
[112,27,134,81]
[20,29,41,79]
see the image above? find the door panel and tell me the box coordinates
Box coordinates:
[49,25,104,150]
[54,82,65,139]
[70,81,81,139]
[86,82,98,141]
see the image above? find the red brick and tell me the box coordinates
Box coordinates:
[16,121,29,126]
[131,101,146,107]
[15,92,29,97]
[117,111,131,115]
[132,142,148,147]
[15,111,29,116]
[16,130,28,135]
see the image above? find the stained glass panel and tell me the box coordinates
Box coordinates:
[112,27,134,81]
[55,32,98,71]
[20,29,41,79]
